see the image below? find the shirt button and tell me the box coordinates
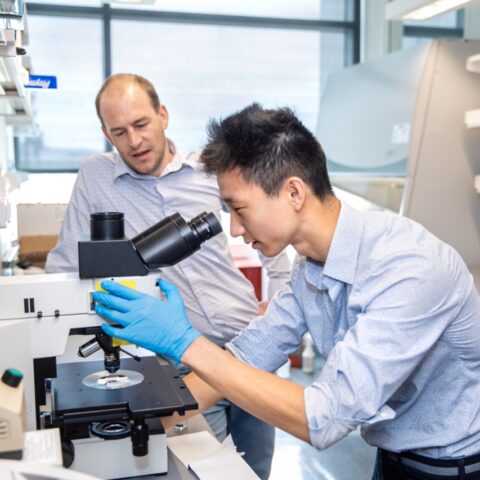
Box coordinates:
[338,329,345,337]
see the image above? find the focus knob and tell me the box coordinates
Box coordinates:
[1,368,23,388]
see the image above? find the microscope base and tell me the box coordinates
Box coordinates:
[70,431,167,479]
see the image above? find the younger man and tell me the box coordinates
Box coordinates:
[94,104,480,480]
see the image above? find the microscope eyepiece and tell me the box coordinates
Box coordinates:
[189,212,223,242]
[90,212,125,241]
[132,211,222,269]
[79,211,222,278]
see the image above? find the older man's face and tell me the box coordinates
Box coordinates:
[100,83,170,177]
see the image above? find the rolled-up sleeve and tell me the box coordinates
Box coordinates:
[304,351,396,450]
[227,265,307,372]
[304,252,466,450]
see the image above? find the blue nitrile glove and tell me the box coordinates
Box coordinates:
[93,279,201,363]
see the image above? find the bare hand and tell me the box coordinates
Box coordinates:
[258,300,269,316]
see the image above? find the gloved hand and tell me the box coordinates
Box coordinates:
[93,279,201,363]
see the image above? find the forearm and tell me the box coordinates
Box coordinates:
[181,336,310,443]
[161,372,223,430]
[94,279,309,441]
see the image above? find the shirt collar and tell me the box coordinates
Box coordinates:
[113,139,196,181]
[305,200,364,288]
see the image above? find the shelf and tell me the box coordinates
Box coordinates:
[466,53,480,74]
[465,109,480,129]
[0,28,32,127]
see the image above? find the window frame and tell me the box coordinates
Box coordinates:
[403,10,464,42]
[16,1,360,172]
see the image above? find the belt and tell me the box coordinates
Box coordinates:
[381,449,480,477]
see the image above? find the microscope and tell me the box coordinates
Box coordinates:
[0,210,222,479]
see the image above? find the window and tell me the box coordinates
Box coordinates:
[112,21,352,150]
[15,14,104,171]
[110,0,355,21]
[16,1,359,171]
[26,0,101,5]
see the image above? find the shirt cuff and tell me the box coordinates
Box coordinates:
[226,328,289,372]
[304,381,396,450]
[304,382,355,450]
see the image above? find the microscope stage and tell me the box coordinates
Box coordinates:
[51,356,197,424]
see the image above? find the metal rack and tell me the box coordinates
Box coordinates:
[0,28,32,127]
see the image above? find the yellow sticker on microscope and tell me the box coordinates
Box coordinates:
[95,279,138,346]
[95,279,138,291]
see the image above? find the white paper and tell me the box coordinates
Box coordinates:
[23,428,62,465]
[167,431,259,480]
[191,452,259,480]
[221,434,240,453]
[391,122,410,144]
[167,431,225,468]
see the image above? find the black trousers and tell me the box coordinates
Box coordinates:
[379,449,480,480]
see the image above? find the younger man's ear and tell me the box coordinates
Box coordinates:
[286,177,306,211]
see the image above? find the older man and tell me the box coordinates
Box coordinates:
[46,76,292,479]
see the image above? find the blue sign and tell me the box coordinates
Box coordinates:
[25,75,57,89]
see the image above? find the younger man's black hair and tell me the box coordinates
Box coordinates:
[200,103,333,199]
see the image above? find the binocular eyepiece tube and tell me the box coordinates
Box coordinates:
[131,211,222,269]
[79,211,223,278]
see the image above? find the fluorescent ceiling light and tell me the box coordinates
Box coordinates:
[105,0,156,5]
[386,0,473,21]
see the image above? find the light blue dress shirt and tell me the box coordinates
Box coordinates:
[45,143,291,344]
[229,201,480,458]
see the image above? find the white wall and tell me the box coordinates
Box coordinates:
[464,0,480,39]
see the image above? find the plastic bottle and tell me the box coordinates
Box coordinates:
[302,333,315,374]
